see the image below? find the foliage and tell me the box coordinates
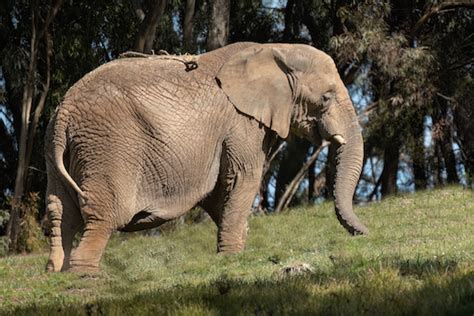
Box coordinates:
[0,204,10,240]
[0,0,473,250]
[331,1,436,129]
[15,192,47,254]
[229,0,279,43]
[0,187,472,314]
[0,192,47,255]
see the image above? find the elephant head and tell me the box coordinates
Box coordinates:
[216,44,368,235]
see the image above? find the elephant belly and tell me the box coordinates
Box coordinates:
[133,139,223,223]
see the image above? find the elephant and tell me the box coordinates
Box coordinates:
[44,42,368,273]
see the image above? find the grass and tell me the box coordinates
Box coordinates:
[0,186,473,315]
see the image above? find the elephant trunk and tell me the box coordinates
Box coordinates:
[333,102,368,235]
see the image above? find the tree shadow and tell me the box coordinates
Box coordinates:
[8,256,474,316]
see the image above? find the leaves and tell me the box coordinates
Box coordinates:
[0,0,472,244]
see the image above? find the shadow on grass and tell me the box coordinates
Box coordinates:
[7,257,474,316]
[328,254,460,278]
[396,257,459,277]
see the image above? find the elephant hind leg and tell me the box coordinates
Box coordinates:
[69,220,112,273]
[69,194,117,273]
[199,189,224,227]
[46,174,83,272]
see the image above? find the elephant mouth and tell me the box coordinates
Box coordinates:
[330,134,346,145]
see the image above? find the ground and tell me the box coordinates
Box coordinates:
[0,187,473,315]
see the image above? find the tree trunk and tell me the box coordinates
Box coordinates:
[437,101,460,184]
[206,0,230,51]
[433,141,443,186]
[6,0,61,252]
[274,138,311,208]
[282,0,296,41]
[453,102,473,186]
[381,139,400,197]
[134,0,167,53]
[6,8,40,251]
[25,31,52,184]
[431,96,460,185]
[440,133,459,184]
[183,0,195,52]
[412,144,427,190]
[411,116,427,190]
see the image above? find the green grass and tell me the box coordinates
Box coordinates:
[1,187,473,315]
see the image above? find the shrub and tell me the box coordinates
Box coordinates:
[15,192,47,253]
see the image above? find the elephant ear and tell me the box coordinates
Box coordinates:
[216,46,294,138]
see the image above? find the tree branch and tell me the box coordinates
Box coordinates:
[43,0,62,27]
[410,1,474,42]
[25,29,52,175]
[368,174,382,201]
[357,101,379,120]
[262,141,286,177]
[447,57,474,72]
[274,142,328,213]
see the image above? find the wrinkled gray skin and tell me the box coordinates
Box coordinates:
[45,42,368,273]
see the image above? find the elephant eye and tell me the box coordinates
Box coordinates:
[322,93,331,102]
[321,92,333,111]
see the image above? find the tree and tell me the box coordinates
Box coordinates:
[207,0,230,51]
[134,0,168,53]
[182,0,196,52]
[1,0,472,248]
[423,6,474,186]
[4,0,63,251]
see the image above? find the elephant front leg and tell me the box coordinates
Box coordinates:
[216,170,262,253]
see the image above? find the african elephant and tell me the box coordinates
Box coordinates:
[45,42,368,273]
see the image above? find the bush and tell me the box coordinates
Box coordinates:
[0,199,11,233]
[0,237,7,257]
[15,192,47,254]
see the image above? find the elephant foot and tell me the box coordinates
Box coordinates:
[45,253,64,272]
[68,264,101,276]
[46,260,61,273]
[217,244,245,253]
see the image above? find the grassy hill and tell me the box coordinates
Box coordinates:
[0,187,473,315]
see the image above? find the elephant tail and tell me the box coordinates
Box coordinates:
[49,107,86,200]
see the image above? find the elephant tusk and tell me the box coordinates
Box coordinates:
[332,134,346,145]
